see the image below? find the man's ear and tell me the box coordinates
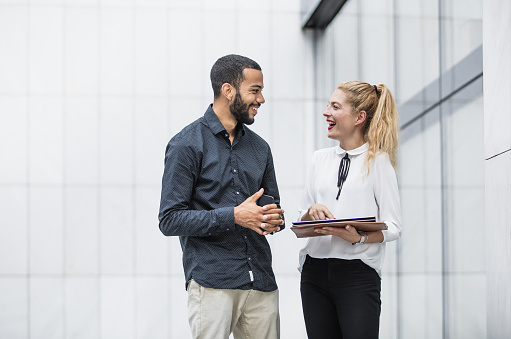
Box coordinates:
[221,83,235,101]
[355,110,367,126]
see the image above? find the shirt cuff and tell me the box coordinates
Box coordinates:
[215,206,235,231]
[381,221,400,242]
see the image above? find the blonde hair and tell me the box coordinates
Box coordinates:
[337,81,399,171]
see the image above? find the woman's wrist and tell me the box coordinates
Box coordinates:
[352,231,367,245]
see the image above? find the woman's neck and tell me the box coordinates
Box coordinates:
[338,136,365,151]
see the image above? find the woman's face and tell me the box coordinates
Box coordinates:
[323,89,360,143]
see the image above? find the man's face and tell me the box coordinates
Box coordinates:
[230,68,265,125]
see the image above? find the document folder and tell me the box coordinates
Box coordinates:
[291,217,387,238]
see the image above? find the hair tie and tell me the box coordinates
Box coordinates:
[373,85,380,98]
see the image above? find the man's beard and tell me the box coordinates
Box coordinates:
[230,92,255,125]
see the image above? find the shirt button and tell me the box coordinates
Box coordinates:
[244,236,247,239]
[236,191,239,195]
[233,169,237,173]
[224,133,228,138]
[226,228,230,231]
[248,257,251,261]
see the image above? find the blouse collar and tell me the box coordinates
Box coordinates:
[335,142,368,156]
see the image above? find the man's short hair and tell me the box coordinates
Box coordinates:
[210,54,261,99]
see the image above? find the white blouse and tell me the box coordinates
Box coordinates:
[298,143,402,276]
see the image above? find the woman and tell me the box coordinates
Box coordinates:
[298,81,402,339]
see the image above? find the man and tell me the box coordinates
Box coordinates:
[158,54,285,339]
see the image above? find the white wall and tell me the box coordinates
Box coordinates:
[0,1,314,338]
[484,0,511,337]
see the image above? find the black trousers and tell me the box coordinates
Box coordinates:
[300,255,381,339]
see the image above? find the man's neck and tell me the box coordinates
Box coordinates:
[212,102,238,139]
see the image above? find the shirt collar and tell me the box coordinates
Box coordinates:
[204,104,246,136]
[335,142,368,156]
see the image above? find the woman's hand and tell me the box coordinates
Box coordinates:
[314,224,361,243]
[302,204,335,221]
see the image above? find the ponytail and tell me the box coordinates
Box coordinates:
[337,81,400,172]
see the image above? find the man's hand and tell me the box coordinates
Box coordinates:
[234,189,285,235]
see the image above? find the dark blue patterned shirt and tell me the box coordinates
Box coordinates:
[158,105,284,292]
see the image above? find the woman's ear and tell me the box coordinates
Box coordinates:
[221,83,235,101]
[355,110,367,126]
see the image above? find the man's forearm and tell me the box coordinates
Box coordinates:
[159,207,234,237]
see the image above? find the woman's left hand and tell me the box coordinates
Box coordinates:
[314,224,361,243]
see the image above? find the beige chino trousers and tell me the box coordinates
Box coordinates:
[187,279,280,339]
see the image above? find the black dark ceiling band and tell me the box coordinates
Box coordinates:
[302,0,349,30]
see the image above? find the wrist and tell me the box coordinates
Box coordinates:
[352,231,367,246]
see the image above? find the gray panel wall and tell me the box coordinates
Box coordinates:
[484,0,511,337]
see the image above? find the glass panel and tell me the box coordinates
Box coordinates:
[441,78,485,338]
[399,108,443,338]
[395,0,440,123]
[400,108,443,273]
[443,79,485,272]
[358,10,395,86]
[440,0,483,96]
[400,274,443,339]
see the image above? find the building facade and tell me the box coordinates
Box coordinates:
[0,0,499,338]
